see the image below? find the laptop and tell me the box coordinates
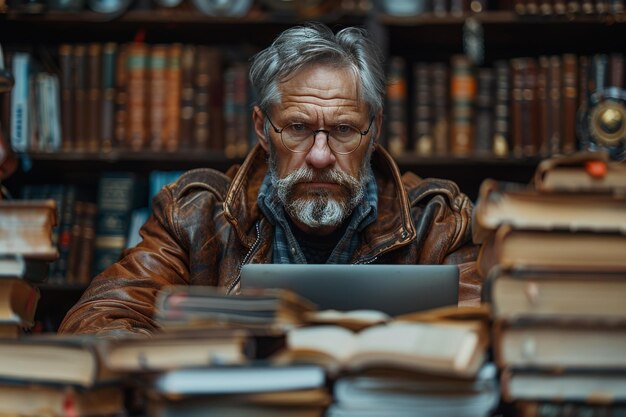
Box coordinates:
[240,264,459,316]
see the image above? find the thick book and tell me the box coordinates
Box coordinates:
[0,384,124,417]
[0,334,119,388]
[486,269,626,320]
[477,227,626,276]
[328,364,499,417]
[0,279,39,327]
[533,151,626,195]
[151,364,326,397]
[472,179,626,244]
[100,329,252,372]
[155,286,316,331]
[501,369,626,403]
[494,321,626,370]
[0,199,58,260]
[283,321,487,378]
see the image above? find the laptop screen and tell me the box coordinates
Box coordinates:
[240,264,459,316]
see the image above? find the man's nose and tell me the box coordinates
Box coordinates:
[306,132,336,169]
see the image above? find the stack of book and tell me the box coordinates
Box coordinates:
[473,151,626,416]
[0,199,57,336]
[0,334,125,417]
[282,306,498,417]
[142,286,330,416]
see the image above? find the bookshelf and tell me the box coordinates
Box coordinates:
[2,2,625,330]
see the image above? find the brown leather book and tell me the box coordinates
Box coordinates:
[86,43,101,153]
[178,45,195,150]
[163,43,182,153]
[431,63,449,156]
[472,178,626,244]
[510,58,525,157]
[193,45,211,152]
[75,202,98,285]
[126,42,149,151]
[493,60,510,157]
[58,44,74,152]
[148,44,168,152]
[100,42,117,153]
[537,57,550,156]
[384,56,408,157]
[474,68,494,156]
[547,56,562,155]
[114,44,129,151]
[561,54,578,154]
[449,55,475,157]
[413,62,433,156]
[208,48,224,153]
[523,58,539,157]
[73,45,88,152]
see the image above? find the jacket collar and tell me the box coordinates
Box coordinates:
[223,144,416,258]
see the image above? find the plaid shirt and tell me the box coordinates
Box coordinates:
[257,172,378,264]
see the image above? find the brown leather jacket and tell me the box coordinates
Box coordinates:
[59,145,482,336]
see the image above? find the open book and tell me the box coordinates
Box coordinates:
[281,320,487,378]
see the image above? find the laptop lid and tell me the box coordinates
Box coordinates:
[240,264,459,316]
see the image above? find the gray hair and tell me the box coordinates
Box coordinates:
[249,23,385,120]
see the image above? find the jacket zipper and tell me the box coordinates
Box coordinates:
[354,255,378,265]
[227,221,262,294]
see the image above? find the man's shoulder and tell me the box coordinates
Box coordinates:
[401,171,473,213]
[165,167,233,203]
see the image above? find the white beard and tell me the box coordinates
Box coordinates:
[271,165,369,228]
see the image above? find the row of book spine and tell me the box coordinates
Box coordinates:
[3,43,254,158]
[385,52,625,158]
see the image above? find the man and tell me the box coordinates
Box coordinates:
[59,23,481,336]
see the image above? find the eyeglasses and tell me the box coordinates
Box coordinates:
[265,113,374,155]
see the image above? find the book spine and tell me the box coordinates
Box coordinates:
[101,42,117,153]
[127,43,149,151]
[474,67,494,156]
[449,55,476,157]
[52,185,76,283]
[59,45,74,152]
[385,56,408,157]
[413,62,434,156]
[493,60,510,157]
[47,73,62,152]
[179,45,195,150]
[72,45,87,152]
[547,55,562,155]
[163,43,182,152]
[561,53,578,154]
[537,56,550,156]
[76,202,98,285]
[431,63,449,156]
[87,43,102,153]
[510,58,525,157]
[233,62,250,157]
[114,44,129,150]
[523,58,539,156]
[208,48,224,153]
[148,45,168,152]
[194,46,211,152]
[92,172,136,276]
[9,52,31,153]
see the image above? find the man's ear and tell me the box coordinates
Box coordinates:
[253,106,270,153]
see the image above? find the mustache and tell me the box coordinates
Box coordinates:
[281,166,359,189]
